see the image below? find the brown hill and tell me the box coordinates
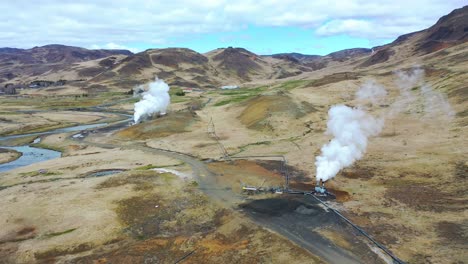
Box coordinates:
[92,48,220,89]
[0,7,466,92]
[327,48,372,61]
[90,47,317,90]
[359,5,468,67]
[415,5,468,54]
[269,48,371,71]
[151,48,208,68]
[0,44,131,65]
[209,47,265,81]
[270,53,321,63]
[0,45,132,89]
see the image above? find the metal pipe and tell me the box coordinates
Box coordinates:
[307,194,406,264]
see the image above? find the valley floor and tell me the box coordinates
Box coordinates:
[0,43,467,263]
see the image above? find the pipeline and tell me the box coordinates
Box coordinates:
[174,249,196,264]
[307,194,406,264]
[207,117,231,161]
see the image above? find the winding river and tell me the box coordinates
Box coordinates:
[0,123,108,173]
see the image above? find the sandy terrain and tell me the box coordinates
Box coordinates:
[0,108,122,137]
[0,148,21,164]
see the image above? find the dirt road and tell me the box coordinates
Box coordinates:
[81,127,382,264]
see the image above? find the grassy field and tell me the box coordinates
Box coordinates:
[214,86,268,106]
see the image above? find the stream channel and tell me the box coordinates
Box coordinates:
[0,123,107,173]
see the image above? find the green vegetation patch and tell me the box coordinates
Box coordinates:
[274,80,311,91]
[168,87,190,102]
[117,111,197,139]
[214,86,268,106]
[0,122,73,137]
[0,135,38,146]
[214,95,252,106]
[31,142,66,153]
[238,94,315,130]
[235,141,272,155]
[135,164,160,170]
[0,111,20,115]
[96,171,175,190]
[0,91,130,111]
[20,170,62,177]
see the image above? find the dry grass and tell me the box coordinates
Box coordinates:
[117,111,198,139]
[238,94,313,130]
[0,148,22,164]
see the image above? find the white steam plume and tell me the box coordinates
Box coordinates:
[421,84,455,119]
[133,78,170,124]
[356,80,387,106]
[314,67,455,183]
[315,105,384,182]
[392,67,454,119]
[390,68,425,116]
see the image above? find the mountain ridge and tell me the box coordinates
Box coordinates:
[0,6,466,91]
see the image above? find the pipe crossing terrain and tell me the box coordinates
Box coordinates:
[207,117,231,161]
[308,194,407,264]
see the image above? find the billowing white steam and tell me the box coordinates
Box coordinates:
[315,67,454,183]
[133,79,170,123]
[315,105,384,182]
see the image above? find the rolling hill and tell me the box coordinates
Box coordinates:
[0,6,466,96]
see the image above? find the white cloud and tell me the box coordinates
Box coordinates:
[315,16,437,39]
[90,43,141,53]
[317,19,374,37]
[0,0,465,49]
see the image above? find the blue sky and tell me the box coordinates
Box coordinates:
[0,1,465,55]
[159,26,386,55]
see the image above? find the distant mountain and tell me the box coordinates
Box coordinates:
[360,5,468,67]
[91,48,217,89]
[0,44,132,65]
[208,47,265,81]
[269,53,321,63]
[270,48,371,63]
[89,46,318,89]
[0,45,132,86]
[326,48,372,61]
[0,6,466,92]
[415,5,468,54]
[268,48,372,71]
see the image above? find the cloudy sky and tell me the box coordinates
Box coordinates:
[1,1,465,55]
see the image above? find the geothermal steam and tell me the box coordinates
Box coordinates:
[315,80,386,182]
[315,105,384,182]
[356,80,387,105]
[392,68,454,119]
[315,67,454,183]
[133,79,170,123]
